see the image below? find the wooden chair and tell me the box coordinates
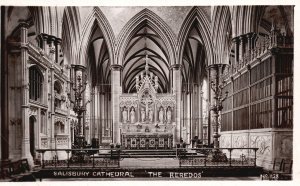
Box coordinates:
[0,159,32,181]
[265,158,293,180]
[280,159,293,180]
[272,158,284,172]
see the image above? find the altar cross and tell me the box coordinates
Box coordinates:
[141,92,152,119]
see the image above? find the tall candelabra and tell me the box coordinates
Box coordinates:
[207,64,228,149]
[67,64,90,148]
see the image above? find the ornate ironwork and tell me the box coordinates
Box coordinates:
[207,64,229,149]
[67,64,90,148]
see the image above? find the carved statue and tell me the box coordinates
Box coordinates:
[148,108,154,123]
[141,107,146,122]
[122,107,128,123]
[130,107,135,124]
[159,107,164,124]
[167,107,172,124]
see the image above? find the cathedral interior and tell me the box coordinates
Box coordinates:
[0,6,294,180]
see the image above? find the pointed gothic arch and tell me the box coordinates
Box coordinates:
[178,7,213,66]
[78,7,115,67]
[115,9,177,93]
[116,8,176,66]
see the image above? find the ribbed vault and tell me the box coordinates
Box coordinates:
[181,25,207,92]
[122,25,169,93]
[117,9,176,94]
[85,23,110,93]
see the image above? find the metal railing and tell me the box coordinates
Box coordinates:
[176,147,258,168]
[35,147,258,169]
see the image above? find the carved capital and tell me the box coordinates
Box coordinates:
[49,46,56,54]
[110,64,123,71]
[169,64,182,70]
[232,37,240,43]
[54,38,62,45]
[19,21,29,29]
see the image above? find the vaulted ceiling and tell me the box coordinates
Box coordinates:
[122,25,170,93]
[182,25,207,92]
[87,24,110,93]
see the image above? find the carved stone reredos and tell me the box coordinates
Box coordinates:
[137,74,156,103]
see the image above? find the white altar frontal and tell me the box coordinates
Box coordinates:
[119,57,176,149]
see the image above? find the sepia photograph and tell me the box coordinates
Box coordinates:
[0,0,297,182]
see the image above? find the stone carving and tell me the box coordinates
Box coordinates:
[280,136,292,156]
[232,135,248,148]
[140,107,146,122]
[119,97,138,110]
[122,107,128,123]
[167,107,172,124]
[55,116,66,124]
[29,107,38,116]
[220,135,231,148]
[159,107,164,124]
[250,135,271,156]
[130,107,135,124]
[41,138,48,148]
[10,118,22,126]
[148,108,154,123]
[119,55,176,141]
[56,136,68,146]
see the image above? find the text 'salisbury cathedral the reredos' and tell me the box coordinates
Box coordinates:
[0,6,294,180]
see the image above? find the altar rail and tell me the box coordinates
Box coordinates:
[35,147,258,169]
[176,147,258,168]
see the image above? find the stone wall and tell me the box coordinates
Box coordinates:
[220,128,293,169]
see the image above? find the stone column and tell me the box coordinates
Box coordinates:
[94,91,99,139]
[180,93,184,141]
[198,85,203,141]
[40,33,49,55]
[108,94,112,139]
[247,33,253,53]
[20,22,33,165]
[100,93,104,143]
[48,36,56,62]
[182,91,186,141]
[186,92,191,144]
[1,7,9,161]
[54,38,62,65]
[239,35,245,62]
[50,66,55,151]
[232,37,239,68]
[207,74,211,145]
[170,64,181,145]
[208,65,218,148]
[90,89,95,139]
[110,64,122,144]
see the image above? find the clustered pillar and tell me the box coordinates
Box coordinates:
[170,64,181,145]
[19,21,33,166]
[110,64,122,144]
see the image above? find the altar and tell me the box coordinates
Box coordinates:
[119,55,176,149]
